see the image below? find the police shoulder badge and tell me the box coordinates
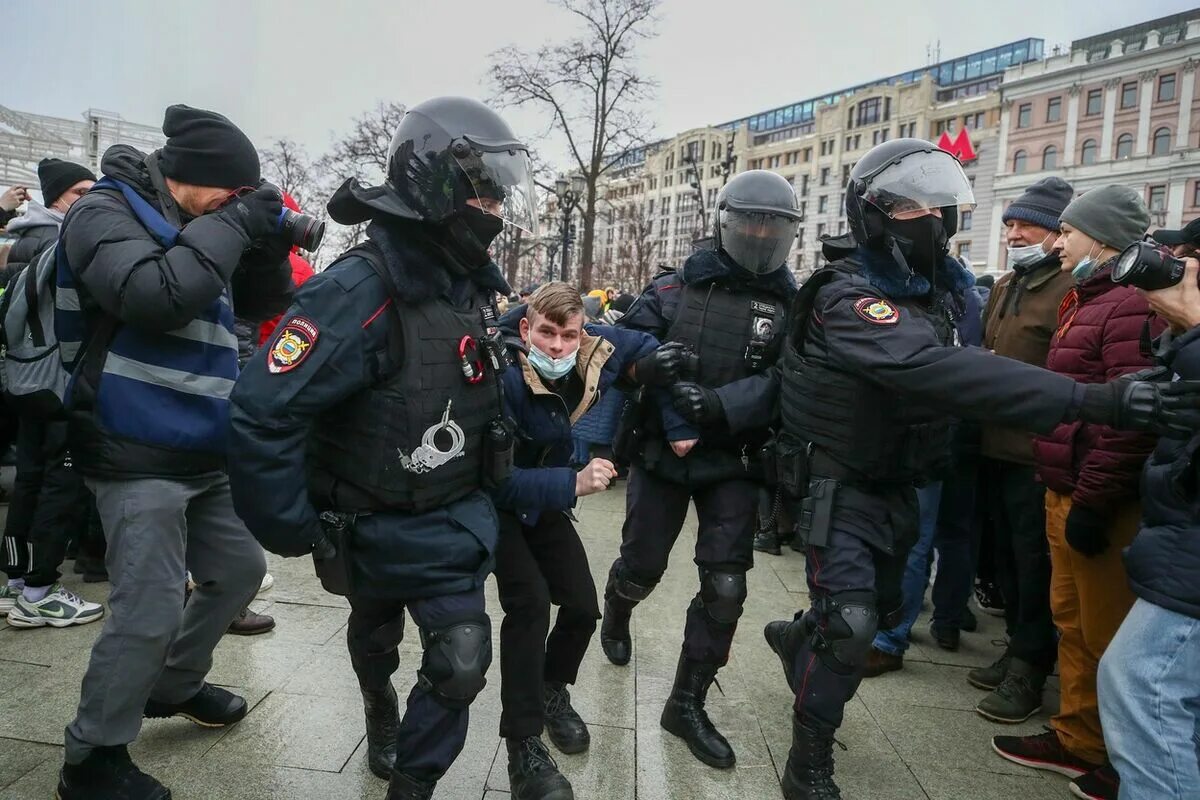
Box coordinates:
[852,297,900,326]
[268,317,319,374]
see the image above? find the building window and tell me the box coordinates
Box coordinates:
[1158,74,1176,103]
[1016,103,1031,128]
[1152,127,1171,156]
[1012,149,1027,174]
[1194,181,1200,207]
[816,223,826,239]
[1042,145,1058,171]
[818,195,828,213]
[799,175,809,197]
[1148,185,1166,214]
[1121,82,1137,109]
[1080,138,1098,165]
[1086,89,1103,116]
[1115,133,1134,160]
[1046,97,1062,123]
[856,97,882,127]
[961,210,973,231]
[957,242,972,262]
[820,167,830,186]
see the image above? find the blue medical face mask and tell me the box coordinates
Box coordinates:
[527,343,577,380]
[1072,242,1101,283]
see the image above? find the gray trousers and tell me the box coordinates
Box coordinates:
[65,473,266,763]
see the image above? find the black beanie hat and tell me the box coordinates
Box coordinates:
[1001,177,1074,232]
[158,104,260,189]
[38,158,96,207]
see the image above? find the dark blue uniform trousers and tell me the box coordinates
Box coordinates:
[347,588,486,781]
[615,466,756,666]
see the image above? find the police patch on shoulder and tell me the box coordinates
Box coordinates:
[853,297,900,326]
[268,317,319,374]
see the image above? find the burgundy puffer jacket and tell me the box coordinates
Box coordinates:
[1032,259,1165,510]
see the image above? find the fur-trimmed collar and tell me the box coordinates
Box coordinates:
[855,246,975,300]
[366,219,510,305]
[679,248,797,299]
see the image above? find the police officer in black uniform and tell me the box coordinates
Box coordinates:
[754,139,1200,800]
[228,97,538,800]
[600,170,801,768]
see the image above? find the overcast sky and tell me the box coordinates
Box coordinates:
[6,0,1197,173]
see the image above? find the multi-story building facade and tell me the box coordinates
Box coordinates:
[989,11,1200,270]
[1,105,163,197]
[589,39,1045,286]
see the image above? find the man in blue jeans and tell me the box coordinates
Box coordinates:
[1097,243,1200,800]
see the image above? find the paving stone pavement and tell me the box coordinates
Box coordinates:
[0,483,1074,800]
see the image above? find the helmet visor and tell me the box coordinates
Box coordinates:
[862,151,976,218]
[454,145,540,238]
[719,208,799,274]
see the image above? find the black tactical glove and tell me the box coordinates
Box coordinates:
[671,382,724,425]
[1065,504,1109,558]
[219,183,283,242]
[634,342,697,387]
[1080,373,1200,438]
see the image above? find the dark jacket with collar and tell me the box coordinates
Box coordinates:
[490,304,658,525]
[980,253,1074,465]
[2,202,60,284]
[1124,326,1200,619]
[229,220,511,599]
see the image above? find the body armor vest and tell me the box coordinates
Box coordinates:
[308,251,502,514]
[665,280,785,389]
[778,259,955,487]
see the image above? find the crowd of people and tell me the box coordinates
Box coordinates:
[0,94,1197,800]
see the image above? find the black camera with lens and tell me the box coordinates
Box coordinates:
[1112,241,1188,290]
[277,206,325,252]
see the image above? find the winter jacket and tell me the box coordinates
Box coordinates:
[980,256,1074,465]
[2,202,61,284]
[490,305,658,524]
[1032,258,1164,510]
[258,252,315,345]
[1125,326,1200,619]
[57,144,293,478]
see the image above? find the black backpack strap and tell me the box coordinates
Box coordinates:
[348,241,405,369]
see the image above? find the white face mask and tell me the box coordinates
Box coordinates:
[1006,233,1052,268]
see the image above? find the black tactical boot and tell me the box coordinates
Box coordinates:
[361,682,400,779]
[506,736,575,800]
[543,682,590,754]
[753,528,783,555]
[600,598,633,667]
[385,771,435,800]
[764,616,809,691]
[56,746,170,800]
[781,716,843,800]
[659,656,735,769]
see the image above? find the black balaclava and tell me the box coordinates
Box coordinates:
[883,214,947,289]
[437,173,506,271]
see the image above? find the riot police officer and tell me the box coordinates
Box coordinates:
[757,139,1200,800]
[227,97,538,800]
[600,170,801,768]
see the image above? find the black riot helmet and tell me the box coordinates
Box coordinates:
[845,138,975,277]
[713,170,802,274]
[327,97,539,238]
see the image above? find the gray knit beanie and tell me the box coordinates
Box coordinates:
[1059,184,1150,251]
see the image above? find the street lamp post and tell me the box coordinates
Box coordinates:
[555,173,587,284]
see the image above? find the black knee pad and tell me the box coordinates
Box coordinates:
[810,591,878,675]
[697,569,747,625]
[606,562,657,604]
[417,614,492,709]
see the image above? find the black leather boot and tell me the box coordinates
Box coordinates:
[659,656,735,769]
[56,746,170,800]
[753,528,783,555]
[385,771,435,800]
[764,616,811,691]
[361,682,400,779]
[506,737,575,800]
[543,682,590,754]
[600,598,633,667]
[781,716,843,800]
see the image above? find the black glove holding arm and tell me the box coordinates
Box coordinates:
[671,382,724,425]
[1064,503,1109,557]
[218,183,283,243]
[634,342,697,387]
[1080,369,1200,438]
